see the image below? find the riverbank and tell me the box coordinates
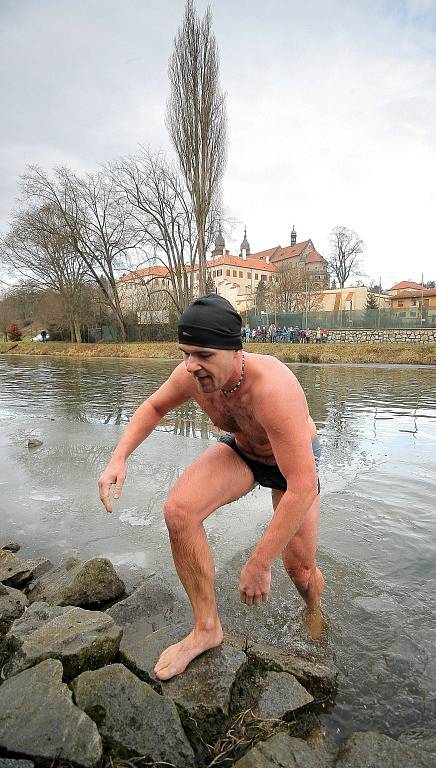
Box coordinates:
[1,339,436,364]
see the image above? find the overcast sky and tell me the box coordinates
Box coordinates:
[1,0,436,288]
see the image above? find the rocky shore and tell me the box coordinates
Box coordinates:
[0,546,434,768]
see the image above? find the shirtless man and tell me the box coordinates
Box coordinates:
[98,295,324,681]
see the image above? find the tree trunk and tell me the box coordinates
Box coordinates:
[73,316,82,343]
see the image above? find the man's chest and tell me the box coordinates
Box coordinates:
[197,394,265,440]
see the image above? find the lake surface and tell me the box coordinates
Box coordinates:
[0,354,435,745]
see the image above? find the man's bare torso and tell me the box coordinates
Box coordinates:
[187,352,316,465]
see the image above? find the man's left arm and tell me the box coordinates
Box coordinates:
[239,377,318,604]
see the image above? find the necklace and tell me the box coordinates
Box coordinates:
[221,352,245,395]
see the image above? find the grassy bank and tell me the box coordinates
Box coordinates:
[1,340,435,365]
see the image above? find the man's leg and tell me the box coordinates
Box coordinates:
[154,442,255,681]
[272,490,325,638]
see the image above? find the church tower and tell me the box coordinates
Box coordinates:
[239,226,250,259]
[291,225,297,246]
[212,225,225,257]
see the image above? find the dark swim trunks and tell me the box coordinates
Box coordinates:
[218,434,321,495]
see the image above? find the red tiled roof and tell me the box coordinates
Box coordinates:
[206,254,277,272]
[272,241,311,261]
[269,241,327,265]
[388,281,422,291]
[306,250,327,264]
[391,288,436,299]
[249,246,281,261]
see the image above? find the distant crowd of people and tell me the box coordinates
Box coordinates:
[242,324,329,344]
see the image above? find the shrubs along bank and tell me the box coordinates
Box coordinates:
[1,340,436,365]
[1,547,435,768]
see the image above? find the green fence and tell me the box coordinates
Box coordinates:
[244,308,436,330]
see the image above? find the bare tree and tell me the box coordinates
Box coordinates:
[328,226,364,288]
[167,0,227,295]
[1,205,87,341]
[110,147,225,313]
[274,263,323,314]
[20,166,141,341]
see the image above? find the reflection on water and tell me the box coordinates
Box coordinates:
[1,354,436,743]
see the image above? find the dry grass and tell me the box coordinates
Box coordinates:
[0,340,435,365]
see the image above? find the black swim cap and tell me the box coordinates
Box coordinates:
[178,294,242,350]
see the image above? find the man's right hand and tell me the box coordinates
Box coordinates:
[98,458,127,513]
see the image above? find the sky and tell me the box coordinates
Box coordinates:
[1,0,436,289]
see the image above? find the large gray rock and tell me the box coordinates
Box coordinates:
[119,621,188,683]
[72,663,195,767]
[234,732,329,767]
[106,577,190,628]
[336,731,435,768]
[163,642,247,717]
[253,671,313,719]
[0,659,102,767]
[27,556,125,606]
[0,550,51,588]
[225,631,338,700]
[0,584,28,636]
[0,760,34,768]
[3,601,122,681]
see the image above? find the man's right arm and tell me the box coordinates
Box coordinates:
[98,363,193,512]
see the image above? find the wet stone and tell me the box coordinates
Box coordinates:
[3,601,122,682]
[253,671,313,719]
[27,556,125,607]
[336,731,435,768]
[233,732,330,768]
[0,659,102,768]
[225,631,338,700]
[72,663,195,768]
[107,577,190,628]
[163,642,247,716]
[0,550,51,588]
[0,584,28,637]
[1,542,21,553]
[119,621,190,683]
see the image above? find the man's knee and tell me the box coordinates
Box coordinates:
[282,557,313,589]
[163,495,191,534]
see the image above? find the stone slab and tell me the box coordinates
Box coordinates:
[4,601,122,681]
[234,732,329,768]
[27,556,125,606]
[0,659,102,767]
[336,731,435,768]
[254,671,313,719]
[0,584,28,637]
[72,663,195,767]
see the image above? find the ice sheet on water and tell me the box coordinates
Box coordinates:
[119,507,154,527]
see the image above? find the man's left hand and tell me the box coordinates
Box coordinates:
[239,559,271,606]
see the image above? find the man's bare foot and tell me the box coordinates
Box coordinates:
[154,624,224,681]
[303,605,326,640]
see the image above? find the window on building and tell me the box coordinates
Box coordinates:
[226,269,230,276]
[261,274,267,281]
[255,273,258,280]
[212,271,216,277]
[246,272,250,278]
[233,270,237,277]
[399,312,406,317]
[239,271,243,278]
[268,276,272,282]
[217,269,222,276]
[409,311,416,317]
[411,300,417,306]
[397,302,403,307]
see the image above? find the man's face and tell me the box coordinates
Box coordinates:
[179,344,238,394]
